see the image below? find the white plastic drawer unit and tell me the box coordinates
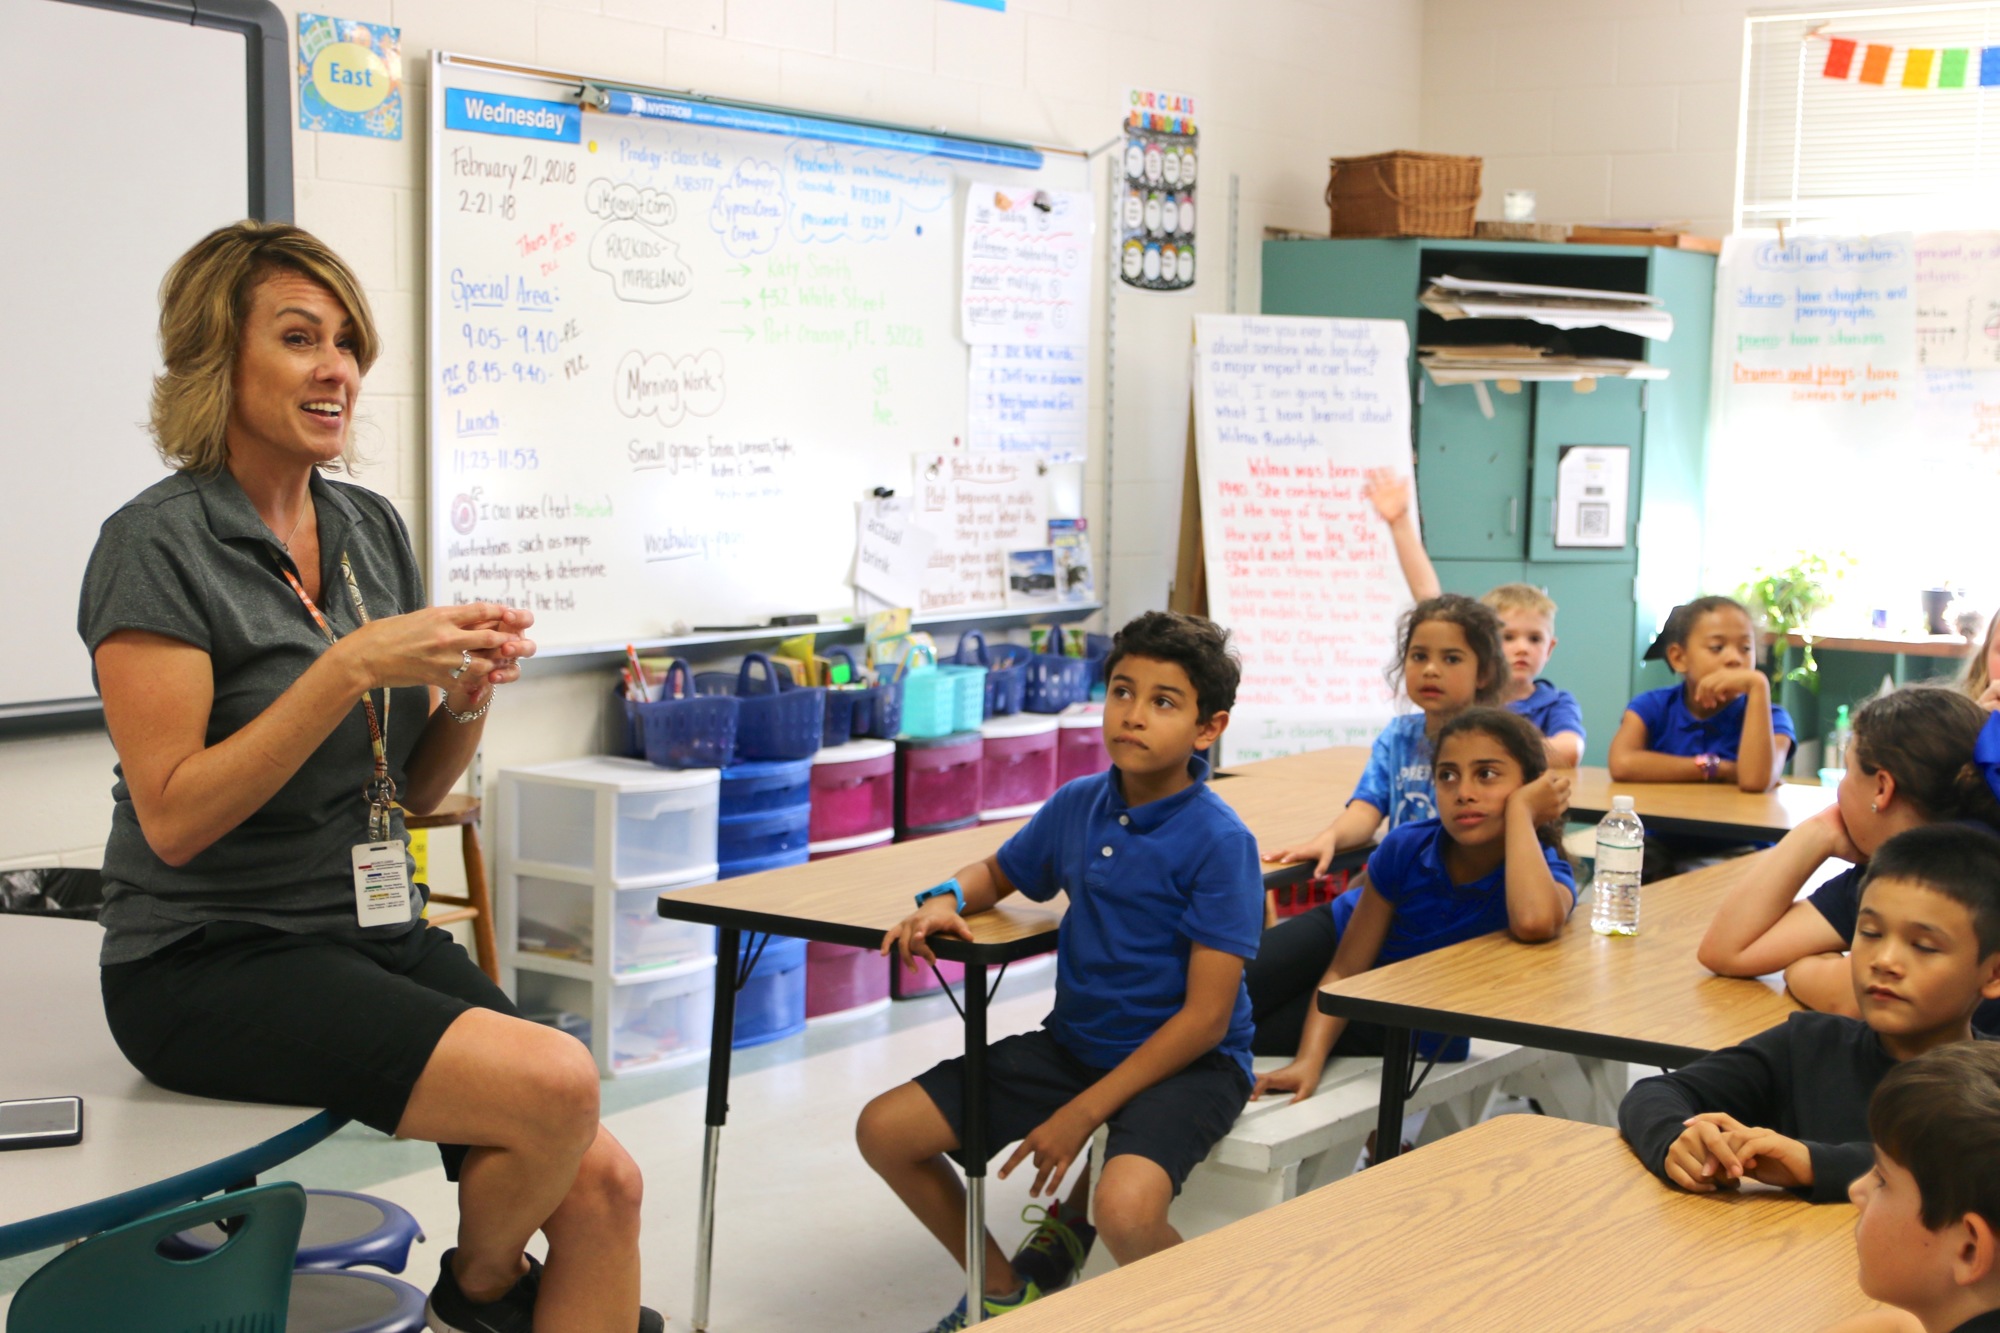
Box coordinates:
[515,957,717,1076]
[502,757,721,885]
[512,870,718,975]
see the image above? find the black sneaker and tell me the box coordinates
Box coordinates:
[426,1248,540,1333]
[1009,1203,1096,1294]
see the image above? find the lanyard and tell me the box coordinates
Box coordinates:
[279,552,396,841]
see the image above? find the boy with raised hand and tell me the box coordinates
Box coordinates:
[1365,474,1583,766]
[857,611,1262,1331]
[1619,823,2000,1202]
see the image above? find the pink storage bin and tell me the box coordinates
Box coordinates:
[806,939,890,1020]
[809,739,896,843]
[979,802,1042,825]
[1057,705,1109,786]
[808,828,894,860]
[896,733,984,832]
[979,714,1058,816]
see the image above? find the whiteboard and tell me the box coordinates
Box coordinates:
[427,56,1088,655]
[0,0,277,719]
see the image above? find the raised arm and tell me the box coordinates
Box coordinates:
[1697,808,1852,976]
[1250,885,1395,1104]
[1503,773,1573,942]
[1365,467,1441,602]
[96,603,520,867]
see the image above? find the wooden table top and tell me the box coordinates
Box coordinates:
[1320,854,1801,1065]
[1223,743,1837,842]
[999,1115,1876,1332]
[651,760,1374,953]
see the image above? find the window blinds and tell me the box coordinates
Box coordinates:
[1739,4,2000,230]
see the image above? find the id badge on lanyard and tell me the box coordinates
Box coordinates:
[279,551,411,927]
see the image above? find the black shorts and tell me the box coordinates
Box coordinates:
[101,920,518,1179]
[912,1028,1249,1196]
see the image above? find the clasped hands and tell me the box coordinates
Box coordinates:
[1665,1112,1813,1193]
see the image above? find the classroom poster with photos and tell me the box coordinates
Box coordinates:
[1119,89,1197,291]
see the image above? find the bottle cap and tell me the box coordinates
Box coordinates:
[1611,795,1636,812]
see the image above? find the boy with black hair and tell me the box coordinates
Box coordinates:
[857,610,1262,1331]
[1620,823,2000,1202]
[1846,1042,2000,1333]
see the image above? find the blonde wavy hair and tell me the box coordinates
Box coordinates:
[151,221,379,474]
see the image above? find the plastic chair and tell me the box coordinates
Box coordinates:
[0,867,103,920]
[6,1181,305,1332]
[406,795,498,984]
[161,1189,425,1274]
[285,1270,428,1332]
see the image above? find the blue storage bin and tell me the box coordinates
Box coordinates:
[852,676,904,740]
[719,758,813,816]
[718,846,811,879]
[627,661,739,769]
[956,632,1025,717]
[718,803,811,863]
[734,654,825,761]
[1024,653,1092,713]
[738,931,807,972]
[732,934,807,1049]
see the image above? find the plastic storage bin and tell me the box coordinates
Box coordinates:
[956,632,1025,717]
[809,739,896,843]
[505,758,720,886]
[734,933,807,1048]
[809,829,895,859]
[717,803,812,864]
[1023,653,1092,714]
[979,802,1042,824]
[719,846,810,879]
[514,867,719,974]
[899,815,979,841]
[627,661,739,768]
[1057,705,1109,786]
[896,733,984,832]
[719,758,813,817]
[518,959,715,1076]
[979,714,1059,815]
[901,664,987,739]
[806,940,890,1021]
[733,654,824,761]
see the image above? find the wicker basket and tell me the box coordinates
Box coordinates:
[1325,151,1482,238]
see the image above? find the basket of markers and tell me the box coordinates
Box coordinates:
[624,657,740,769]
[731,653,825,761]
[955,631,1026,717]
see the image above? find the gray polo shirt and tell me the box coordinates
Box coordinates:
[79,469,430,964]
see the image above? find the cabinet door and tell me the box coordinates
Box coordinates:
[1529,562,1638,766]
[1528,378,1644,564]
[1431,559,1525,599]
[1415,379,1530,561]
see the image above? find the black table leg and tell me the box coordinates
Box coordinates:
[961,959,990,1325]
[1373,1026,1413,1165]
[693,926,741,1331]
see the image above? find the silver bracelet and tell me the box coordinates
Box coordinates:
[440,687,493,724]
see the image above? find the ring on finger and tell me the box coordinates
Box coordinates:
[449,648,472,681]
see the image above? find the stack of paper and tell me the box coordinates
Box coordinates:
[1418,343,1668,386]
[1420,274,1675,341]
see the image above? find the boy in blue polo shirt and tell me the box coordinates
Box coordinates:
[858,611,1263,1331]
[1481,583,1585,767]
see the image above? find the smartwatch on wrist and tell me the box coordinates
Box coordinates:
[1694,753,1720,782]
[914,877,966,913]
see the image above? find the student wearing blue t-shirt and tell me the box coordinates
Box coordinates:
[1700,686,2000,1031]
[1247,708,1577,1103]
[858,612,1264,1329]
[1481,583,1585,767]
[1264,594,1506,878]
[1610,596,1796,792]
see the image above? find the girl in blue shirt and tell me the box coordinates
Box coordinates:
[1264,594,1506,877]
[1246,708,1577,1102]
[1610,596,1796,792]
[1698,685,2000,1028]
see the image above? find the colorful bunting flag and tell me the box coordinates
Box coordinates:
[1817,33,2000,89]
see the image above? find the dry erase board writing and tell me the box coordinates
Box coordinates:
[1192,314,1414,763]
[427,56,1084,654]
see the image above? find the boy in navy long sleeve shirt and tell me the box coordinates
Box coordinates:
[1621,825,2000,1202]
[858,612,1263,1331]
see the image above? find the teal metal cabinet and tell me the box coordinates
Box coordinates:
[1262,238,1716,763]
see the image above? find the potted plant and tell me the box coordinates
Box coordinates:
[1736,552,1848,693]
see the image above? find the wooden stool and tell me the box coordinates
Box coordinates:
[404,794,498,983]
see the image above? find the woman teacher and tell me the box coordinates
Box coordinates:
[81,221,659,1333]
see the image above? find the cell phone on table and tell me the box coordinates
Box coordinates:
[0,1096,84,1150]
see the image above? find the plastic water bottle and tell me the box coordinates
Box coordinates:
[1820,704,1852,787]
[1590,796,1645,937]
